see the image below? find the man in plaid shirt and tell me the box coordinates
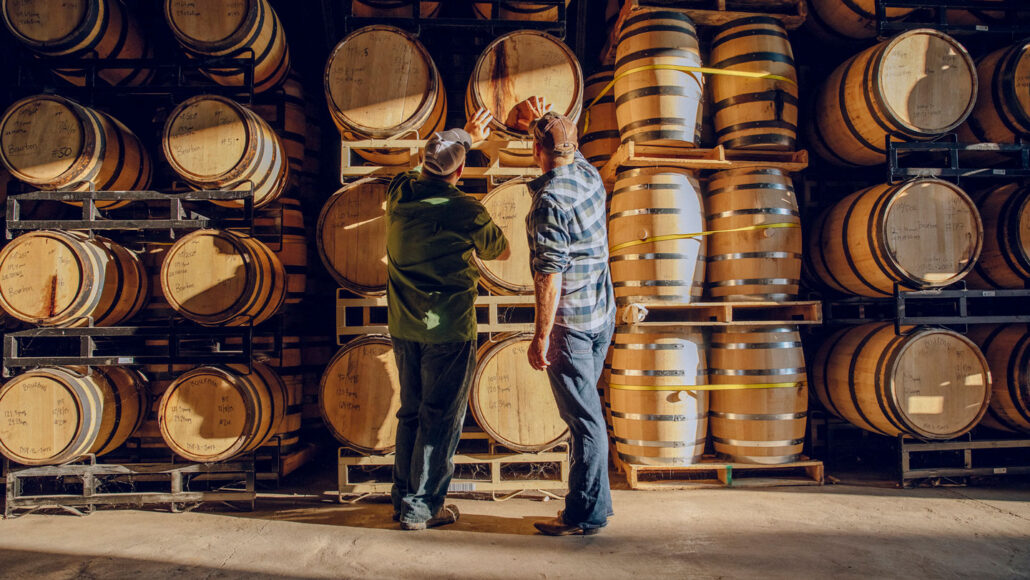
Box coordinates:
[512,99,616,536]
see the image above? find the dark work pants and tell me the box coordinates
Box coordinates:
[391,337,477,524]
[546,322,615,530]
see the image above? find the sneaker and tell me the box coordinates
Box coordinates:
[533,515,602,536]
[400,504,460,531]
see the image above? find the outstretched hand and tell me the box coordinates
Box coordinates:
[464,107,493,143]
[505,96,553,132]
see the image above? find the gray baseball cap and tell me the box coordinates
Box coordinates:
[423,129,472,176]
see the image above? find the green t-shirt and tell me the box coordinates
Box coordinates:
[386,170,509,343]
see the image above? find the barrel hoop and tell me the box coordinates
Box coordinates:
[615,47,700,72]
[618,453,704,465]
[710,367,806,376]
[1007,331,1030,425]
[710,341,803,350]
[611,182,688,197]
[613,280,697,288]
[721,135,798,149]
[714,120,797,139]
[847,325,892,436]
[997,186,1030,281]
[614,84,699,108]
[610,368,695,377]
[839,56,888,156]
[865,42,919,139]
[580,130,620,145]
[996,47,1030,136]
[804,0,854,42]
[613,343,686,352]
[711,25,789,49]
[586,154,612,165]
[610,252,699,262]
[610,381,801,391]
[711,436,804,447]
[713,89,798,110]
[707,251,800,262]
[621,129,696,144]
[93,243,130,325]
[710,411,806,421]
[615,436,703,448]
[618,24,701,39]
[620,115,699,133]
[611,411,707,421]
[842,191,893,296]
[91,370,124,454]
[707,278,800,288]
[817,330,851,419]
[710,51,795,71]
[875,331,915,436]
[707,207,798,220]
[621,10,699,32]
[100,114,129,191]
[869,185,917,286]
[609,207,687,220]
[104,2,133,85]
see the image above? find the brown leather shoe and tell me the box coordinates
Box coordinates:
[400,504,460,531]
[533,516,602,536]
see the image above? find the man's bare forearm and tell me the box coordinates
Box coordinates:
[533,271,562,339]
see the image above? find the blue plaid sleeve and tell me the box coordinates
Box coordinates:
[528,202,571,274]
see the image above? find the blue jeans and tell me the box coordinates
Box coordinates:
[546,322,615,530]
[391,338,477,524]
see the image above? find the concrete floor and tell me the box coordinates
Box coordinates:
[0,471,1028,580]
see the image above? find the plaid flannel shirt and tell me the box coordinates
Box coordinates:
[525,151,615,333]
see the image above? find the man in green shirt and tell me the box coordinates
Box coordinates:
[387,108,509,530]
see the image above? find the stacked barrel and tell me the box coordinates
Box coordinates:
[0,0,328,471]
[321,19,580,459]
[801,4,1030,442]
[598,7,809,468]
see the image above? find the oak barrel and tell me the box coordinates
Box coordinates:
[709,326,807,464]
[473,179,533,295]
[710,17,798,151]
[705,168,801,301]
[160,229,286,326]
[473,0,570,21]
[0,365,147,465]
[608,167,705,304]
[579,69,620,169]
[957,41,1030,145]
[809,29,977,166]
[164,0,290,93]
[158,361,286,462]
[352,1,439,17]
[967,324,1030,434]
[470,332,568,452]
[614,8,703,147]
[807,179,982,297]
[965,183,1030,289]
[805,0,913,41]
[608,326,708,466]
[325,25,446,165]
[240,197,307,304]
[319,335,401,454]
[0,230,147,327]
[812,323,991,439]
[0,94,151,207]
[316,177,388,296]
[466,29,582,166]
[163,95,289,209]
[2,0,153,86]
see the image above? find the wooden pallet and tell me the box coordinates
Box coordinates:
[337,448,569,499]
[600,141,809,186]
[616,300,822,327]
[336,291,536,340]
[601,0,808,65]
[621,456,823,490]
[4,459,256,518]
[339,138,541,182]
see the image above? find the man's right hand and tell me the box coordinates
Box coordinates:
[464,107,493,143]
[528,333,551,370]
[505,96,553,132]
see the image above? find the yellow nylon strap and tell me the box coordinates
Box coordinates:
[610,222,799,253]
[609,382,804,392]
[584,64,797,133]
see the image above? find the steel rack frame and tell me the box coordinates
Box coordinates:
[887,137,1030,185]
[897,436,1030,485]
[338,0,568,37]
[876,0,1030,36]
[820,285,1030,329]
